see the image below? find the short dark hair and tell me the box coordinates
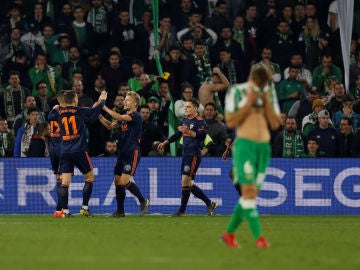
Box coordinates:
[341,117,353,126]
[204,102,216,110]
[188,98,200,108]
[27,106,40,115]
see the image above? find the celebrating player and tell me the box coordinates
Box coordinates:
[98,91,150,217]
[50,90,107,218]
[157,98,217,216]
[221,65,281,248]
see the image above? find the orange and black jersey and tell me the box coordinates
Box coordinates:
[48,101,105,153]
[117,111,142,155]
[169,115,207,156]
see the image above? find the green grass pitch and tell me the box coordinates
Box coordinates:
[0,215,359,270]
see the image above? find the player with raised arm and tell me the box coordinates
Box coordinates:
[98,91,150,217]
[50,90,107,218]
[221,65,281,248]
[157,98,217,216]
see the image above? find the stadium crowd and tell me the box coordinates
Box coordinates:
[1,0,360,158]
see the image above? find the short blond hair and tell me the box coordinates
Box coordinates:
[126,91,141,107]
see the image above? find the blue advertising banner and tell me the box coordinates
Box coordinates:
[0,158,359,215]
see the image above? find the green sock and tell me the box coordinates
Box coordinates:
[226,203,243,233]
[242,202,262,239]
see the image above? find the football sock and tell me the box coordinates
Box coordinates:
[191,184,211,206]
[226,203,243,233]
[240,198,262,239]
[59,185,69,210]
[115,185,126,213]
[126,182,145,203]
[82,181,93,206]
[56,180,62,211]
[179,186,191,213]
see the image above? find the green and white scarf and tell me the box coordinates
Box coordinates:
[193,54,212,84]
[282,130,304,157]
[4,86,25,122]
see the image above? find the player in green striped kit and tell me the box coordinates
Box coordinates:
[221,65,281,248]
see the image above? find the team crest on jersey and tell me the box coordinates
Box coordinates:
[124,164,131,172]
[184,165,190,172]
[189,124,194,130]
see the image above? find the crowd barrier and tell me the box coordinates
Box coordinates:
[0,157,359,215]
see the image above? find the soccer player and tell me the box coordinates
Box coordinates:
[157,98,217,216]
[48,90,65,215]
[221,65,281,248]
[49,90,107,218]
[98,91,150,217]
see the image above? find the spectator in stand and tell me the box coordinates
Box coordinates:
[0,4,29,42]
[307,109,341,157]
[267,19,294,72]
[28,121,50,157]
[53,3,73,34]
[276,65,305,114]
[170,0,194,30]
[12,95,46,137]
[127,59,157,92]
[13,106,40,157]
[46,34,71,66]
[135,9,153,62]
[179,36,194,61]
[84,54,103,89]
[69,6,95,57]
[182,39,212,97]
[177,15,217,58]
[20,21,44,60]
[27,3,52,29]
[72,80,93,108]
[272,116,305,158]
[0,70,31,127]
[175,82,204,123]
[87,0,110,52]
[28,53,63,98]
[111,9,140,59]
[0,27,31,67]
[198,66,230,117]
[162,46,185,100]
[252,47,281,84]
[312,54,342,96]
[147,96,161,127]
[148,14,177,60]
[217,47,246,87]
[98,139,118,157]
[139,104,165,157]
[339,117,354,157]
[2,49,31,89]
[325,82,346,118]
[117,83,130,97]
[211,25,246,72]
[232,14,256,67]
[0,118,15,157]
[99,52,129,101]
[204,1,231,35]
[288,88,319,128]
[202,102,227,157]
[333,95,360,130]
[302,98,329,137]
[283,52,312,89]
[34,81,54,118]
[157,80,173,137]
[62,46,87,87]
[243,2,261,48]
[301,136,324,157]
[291,2,306,41]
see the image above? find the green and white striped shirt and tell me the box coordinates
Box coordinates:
[225,82,281,115]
